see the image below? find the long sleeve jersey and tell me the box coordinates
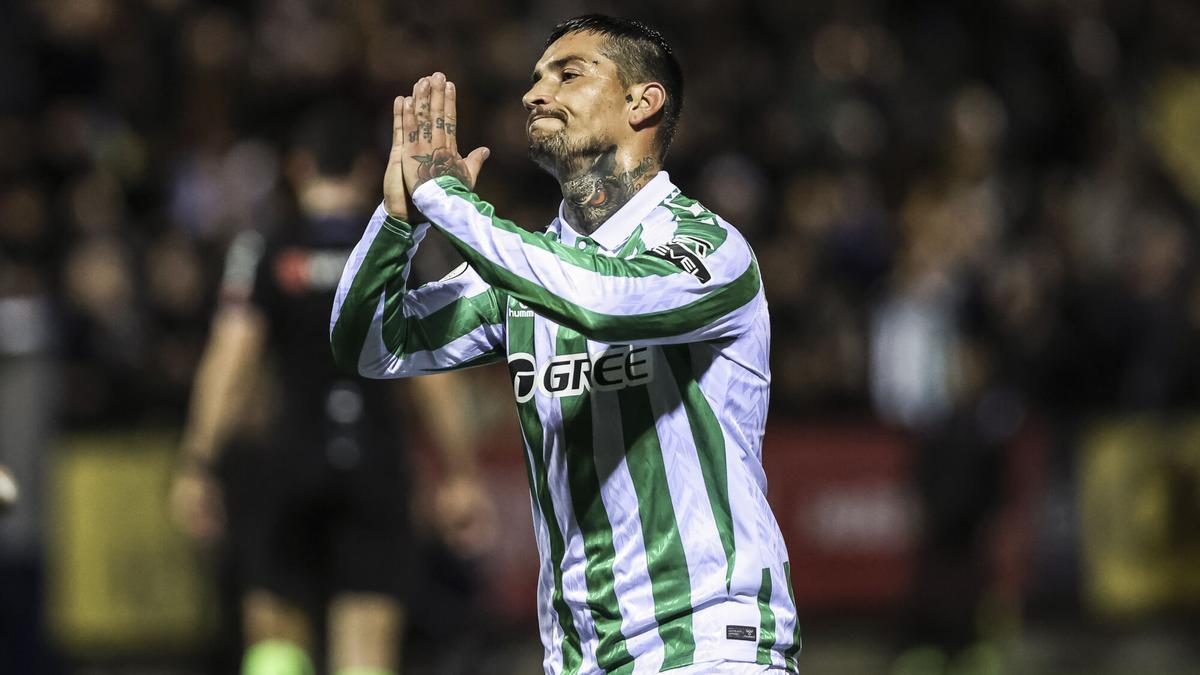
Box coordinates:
[330,172,800,674]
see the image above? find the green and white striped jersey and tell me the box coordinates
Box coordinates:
[330,172,800,674]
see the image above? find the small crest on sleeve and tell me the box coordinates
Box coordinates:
[645,234,713,283]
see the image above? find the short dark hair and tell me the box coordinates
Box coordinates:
[546,14,684,160]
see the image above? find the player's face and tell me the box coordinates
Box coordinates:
[523,31,631,173]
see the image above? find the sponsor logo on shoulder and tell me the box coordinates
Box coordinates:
[507,346,653,402]
[646,234,713,283]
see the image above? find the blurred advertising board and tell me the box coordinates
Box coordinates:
[475,421,1045,622]
[46,432,215,656]
[763,424,918,611]
[1080,416,1200,617]
[43,420,1047,651]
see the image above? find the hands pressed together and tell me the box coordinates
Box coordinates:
[384,72,490,221]
[381,75,499,557]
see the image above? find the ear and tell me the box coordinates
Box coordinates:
[628,82,667,129]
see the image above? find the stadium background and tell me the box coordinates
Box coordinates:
[2,0,1200,673]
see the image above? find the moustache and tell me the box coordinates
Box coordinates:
[527,109,566,128]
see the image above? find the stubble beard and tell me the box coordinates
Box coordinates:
[527,126,612,180]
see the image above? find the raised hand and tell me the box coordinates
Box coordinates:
[384,94,409,219]
[401,72,490,193]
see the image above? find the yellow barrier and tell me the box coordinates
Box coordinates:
[1080,416,1200,617]
[47,431,216,655]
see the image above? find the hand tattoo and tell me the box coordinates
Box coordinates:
[411,147,473,189]
[419,100,432,141]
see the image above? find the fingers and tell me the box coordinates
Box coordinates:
[410,73,456,150]
[430,72,446,148]
[444,80,458,154]
[383,95,411,218]
[413,77,432,144]
[392,95,404,148]
[402,73,479,190]
[396,97,415,169]
[399,94,423,193]
[402,96,417,150]
[464,146,491,183]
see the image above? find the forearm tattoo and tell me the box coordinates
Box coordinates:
[561,148,656,235]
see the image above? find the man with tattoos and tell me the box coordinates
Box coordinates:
[332,15,800,674]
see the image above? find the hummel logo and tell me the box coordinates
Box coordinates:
[508,299,535,318]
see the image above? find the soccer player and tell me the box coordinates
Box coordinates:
[172,104,492,675]
[331,15,800,674]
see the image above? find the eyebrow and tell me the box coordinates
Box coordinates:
[530,54,596,83]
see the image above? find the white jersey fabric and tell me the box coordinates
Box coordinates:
[331,172,800,674]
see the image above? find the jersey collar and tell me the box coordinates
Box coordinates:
[553,171,676,252]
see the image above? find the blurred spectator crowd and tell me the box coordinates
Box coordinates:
[4,0,1200,435]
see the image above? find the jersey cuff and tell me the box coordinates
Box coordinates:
[382,214,416,239]
[412,175,469,211]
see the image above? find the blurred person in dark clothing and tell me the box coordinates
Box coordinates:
[892,339,1012,675]
[169,103,494,675]
[878,87,1015,675]
[0,177,62,675]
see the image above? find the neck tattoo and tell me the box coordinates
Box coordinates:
[560,147,657,235]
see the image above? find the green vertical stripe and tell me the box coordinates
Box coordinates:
[756,568,777,666]
[376,224,504,358]
[508,307,582,674]
[616,357,696,669]
[330,224,413,371]
[381,288,503,356]
[378,241,416,358]
[783,561,801,672]
[556,328,633,674]
[664,345,736,590]
[330,217,504,371]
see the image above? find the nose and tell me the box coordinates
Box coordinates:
[522,81,551,111]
